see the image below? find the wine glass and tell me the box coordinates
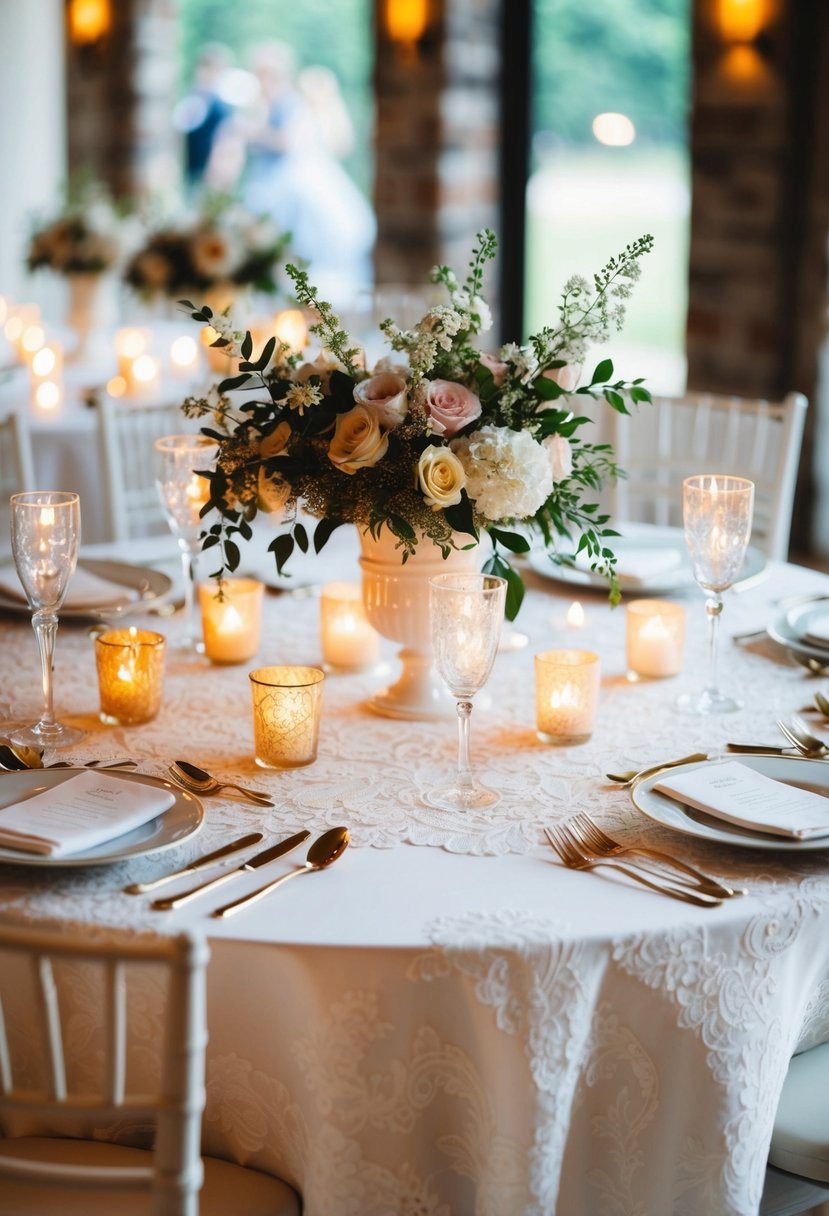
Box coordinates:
[10,491,84,748]
[425,572,506,811]
[677,474,754,714]
[154,435,217,652]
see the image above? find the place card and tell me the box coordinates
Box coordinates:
[655,760,829,839]
[0,771,175,856]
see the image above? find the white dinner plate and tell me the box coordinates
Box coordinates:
[631,753,829,851]
[0,559,173,621]
[0,768,203,866]
[767,604,829,663]
[527,523,766,596]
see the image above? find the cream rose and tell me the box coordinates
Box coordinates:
[416,445,466,511]
[479,352,508,387]
[424,379,482,438]
[328,404,388,475]
[542,362,582,393]
[543,434,573,482]
[258,420,291,459]
[353,371,408,429]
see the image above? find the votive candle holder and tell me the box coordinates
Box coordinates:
[95,627,166,726]
[250,665,325,769]
[320,582,379,670]
[199,578,264,665]
[535,649,600,745]
[626,599,686,680]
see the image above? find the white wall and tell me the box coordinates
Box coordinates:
[0,0,66,305]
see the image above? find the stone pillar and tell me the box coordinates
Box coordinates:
[0,0,66,301]
[373,0,501,289]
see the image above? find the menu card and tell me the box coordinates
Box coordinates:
[655,760,829,839]
[0,771,175,857]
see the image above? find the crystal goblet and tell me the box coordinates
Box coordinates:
[10,491,84,748]
[425,572,506,812]
[154,435,217,652]
[677,474,754,714]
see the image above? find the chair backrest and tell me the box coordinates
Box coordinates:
[606,391,807,561]
[0,924,209,1216]
[0,411,35,495]
[97,397,199,543]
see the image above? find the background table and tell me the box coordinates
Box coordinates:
[0,533,828,1216]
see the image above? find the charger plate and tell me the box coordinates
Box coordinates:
[0,768,203,866]
[767,605,829,663]
[631,753,829,852]
[0,559,172,620]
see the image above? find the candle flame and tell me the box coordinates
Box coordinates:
[550,682,579,709]
[218,603,244,635]
[566,601,585,628]
[38,506,55,528]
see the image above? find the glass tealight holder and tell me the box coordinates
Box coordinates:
[95,628,166,726]
[250,665,325,769]
[198,578,264,665]
[535,649,600,745]
[626,599,686,680]
[320,582,380,671]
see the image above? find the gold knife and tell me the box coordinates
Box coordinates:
[150,830,311,911]
[124,832,265,894]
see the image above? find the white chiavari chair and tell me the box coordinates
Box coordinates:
[760,1041,829,1215]
[0,924,300,1215]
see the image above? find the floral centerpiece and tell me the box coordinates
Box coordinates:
[26,181,130,276]
[124,195,289,303]
[180,229,653,621]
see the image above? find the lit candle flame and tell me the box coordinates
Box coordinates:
[566,601,585,628]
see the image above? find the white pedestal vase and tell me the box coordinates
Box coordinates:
[66,272,118,363]
[359,527,479,720]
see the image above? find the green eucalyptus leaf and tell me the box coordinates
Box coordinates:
[488,526,530,554]
[590,358,614,386]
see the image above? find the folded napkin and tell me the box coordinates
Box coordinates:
[0,566,138,610]
[803,612,829,648]
[655,760,829,840]
[575,546,684,585]
[0,771,175,857]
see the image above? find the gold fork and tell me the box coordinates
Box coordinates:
[543,824,722,908]
[568,813,745,900]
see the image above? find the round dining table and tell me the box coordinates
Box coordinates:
[0,530,827,1216]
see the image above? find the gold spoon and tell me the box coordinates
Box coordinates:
[815,691,829,719]
[606,752,709,786]
[212,826,349,918]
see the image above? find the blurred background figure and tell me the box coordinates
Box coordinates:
[173,43,235,194]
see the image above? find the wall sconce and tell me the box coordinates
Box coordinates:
[384,0,430,61]
[68,0,112,46]
[715,0,773,84]
[717,0,767,43]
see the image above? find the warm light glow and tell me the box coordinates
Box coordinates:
[200,325,222,348]
[170,334,199,368]
[592,112,636,147]
[717,0,766,42]
[0,297,8,327]
[115,328,148,358]
[549,683,578,710]
[68,0,111,45]
[721,43,766,82]
[4,316,23,343]
[107,375,127,398]
[21,325,45,355]
[39,507,55,528]
[185,474,210,508]
[217,603,244,636]
[35,381,61,411]
[132,354,158,383]
[566,601,585,628]
[273,309,308,354]
[32,346,56,377]
[384,0,429,44]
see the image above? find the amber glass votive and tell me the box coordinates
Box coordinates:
[199,578,264,664]
[626,599,686,680]
[250,665,325,769]
[535,649,600,745]
[95,628,166,726]
[320,582,379,670]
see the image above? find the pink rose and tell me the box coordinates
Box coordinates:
[542,363,582,393]
[543,434,573,483]
[353,372,408,430]
[424,379,482,438]
[479,352,508,387]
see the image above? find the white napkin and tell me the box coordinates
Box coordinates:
[0,771,175,857]
[803,612,829,647]
[655,760,829,840]
[575,546,684,584]
[0,566,138,610]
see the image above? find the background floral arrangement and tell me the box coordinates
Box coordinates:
[26,181,131,276]
[125,195,289,300]
[181,229,653,618]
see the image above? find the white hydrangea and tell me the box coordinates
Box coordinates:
[451,425,553,520]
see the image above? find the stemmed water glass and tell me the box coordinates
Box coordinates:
[425,572,506,812]
[154,435,217,652]
[678,474,754,714]
[10,491,84,748]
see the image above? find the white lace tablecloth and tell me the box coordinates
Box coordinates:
[2,535,829,1215]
